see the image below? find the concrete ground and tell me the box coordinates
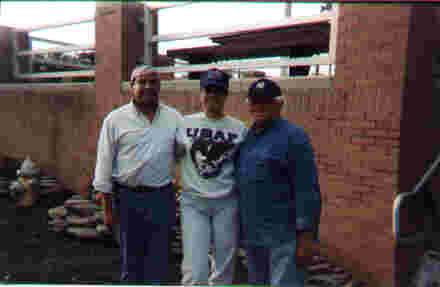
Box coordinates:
[0,191,361,286]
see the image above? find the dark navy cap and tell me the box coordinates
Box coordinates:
[200,68,230,91]
[247,78,282,102]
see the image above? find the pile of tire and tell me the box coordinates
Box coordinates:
[47,195,112,240]
[0,176,10,196]
[305,255,359,287]
[170,193,183,278]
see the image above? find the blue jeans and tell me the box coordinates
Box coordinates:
[180,191,239,285]
[115,183,176,284]
[245,239,307,287]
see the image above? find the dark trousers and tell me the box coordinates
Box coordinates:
[114,183,176,284]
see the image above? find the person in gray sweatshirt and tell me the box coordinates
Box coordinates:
[176,68,247,286]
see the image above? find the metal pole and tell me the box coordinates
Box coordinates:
[285,0,292,17]
[10,31,20,80]
[281,1,292,78]
[144,6,153,67]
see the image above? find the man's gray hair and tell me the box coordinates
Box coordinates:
[130,65,158,85]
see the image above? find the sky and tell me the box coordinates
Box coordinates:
[0,2,322,48]
[0,1,324,76]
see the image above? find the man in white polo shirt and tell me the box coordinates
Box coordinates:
[92,66,183,284]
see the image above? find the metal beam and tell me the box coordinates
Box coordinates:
[145,2,192,11]
[19,16,95,32]
[285,1,292,17]
[153,55,331,73]
[17,44,95,56]
[10,32,21,79]
[32,57,94,70]
[15,70,95,79]
[12,56,331,80]
[144,6,153,66]
[29,36,80,47]
[281,0,292,77]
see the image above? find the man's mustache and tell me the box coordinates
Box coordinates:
[139,87,158,96]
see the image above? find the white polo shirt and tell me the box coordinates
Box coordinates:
[93,102,183,194]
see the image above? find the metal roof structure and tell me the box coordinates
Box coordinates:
[166,14,330,64]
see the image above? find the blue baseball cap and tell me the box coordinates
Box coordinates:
[200,68,230,91]
[247,78,282,103]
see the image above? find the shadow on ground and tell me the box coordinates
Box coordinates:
[0,193,121,284]
[0,192,248,285]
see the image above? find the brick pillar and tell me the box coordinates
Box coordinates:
[327,4,412,287]
[94,2,145,132]
[95,3,146,115]
[327,5,440,287]
[0,27,30,82]
[78,3,145,196]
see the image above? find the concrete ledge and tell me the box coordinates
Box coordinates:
[0,83,95,96]
[121,76,334,94]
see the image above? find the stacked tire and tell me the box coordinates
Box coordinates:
[48,195,112,240]
[0,176,10,196]
[170,193,183,281]
[39,176,63,194]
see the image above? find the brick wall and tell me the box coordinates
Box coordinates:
[316,5,412,286]
[0,84,96,192]
[0,78,332,194]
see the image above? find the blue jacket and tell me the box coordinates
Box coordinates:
[235,118,321,247]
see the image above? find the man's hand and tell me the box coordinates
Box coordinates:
[296,231,315,267]
[102,193,114,228]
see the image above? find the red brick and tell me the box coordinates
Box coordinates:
[350,120,376,129]
[351,136,375,145]
[364,129,393,138]
[345,111,365,120]
[375,138,400,148]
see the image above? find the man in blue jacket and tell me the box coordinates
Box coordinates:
[235,78,321,287]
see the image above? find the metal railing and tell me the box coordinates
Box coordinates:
[154,55,332,74]
[11,14,96,80]
[17,44,95,56]
[11,4,338,80]
[17,16,96,33]
[393,153,440,244]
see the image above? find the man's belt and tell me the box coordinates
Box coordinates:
[113,181,172,193]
